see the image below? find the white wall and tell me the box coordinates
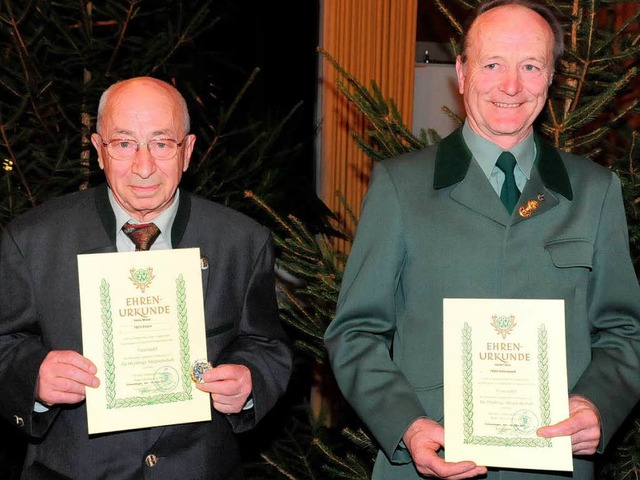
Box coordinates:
[412,63,465,138]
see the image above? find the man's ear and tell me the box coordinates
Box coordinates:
[90,133,105,170]
[455,56,465,95]
[182,134,196,172]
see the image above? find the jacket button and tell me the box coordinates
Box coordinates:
[144,454,158,467]
[13,415,24,427]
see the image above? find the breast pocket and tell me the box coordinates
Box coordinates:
[544,238,593,270]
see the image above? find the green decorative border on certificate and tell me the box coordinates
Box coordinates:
[99,275,193,408]
[461,322,552,447]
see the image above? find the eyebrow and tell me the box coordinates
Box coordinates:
[521,55,547,62]
[111,129,176,137]
[478,56,549,68]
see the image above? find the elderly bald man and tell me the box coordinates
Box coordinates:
[0,77,292,480]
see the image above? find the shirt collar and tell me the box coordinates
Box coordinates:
[434,127,573,200]
[108,188,180,247]
[462,120,535,179]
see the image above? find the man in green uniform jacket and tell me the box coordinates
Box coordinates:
[324,1,640,479]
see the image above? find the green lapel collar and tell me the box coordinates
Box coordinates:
[433,128,472,189]
[433,128,573,201]
[533,134,573,200]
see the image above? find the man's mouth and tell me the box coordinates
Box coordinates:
[493,102,522,108]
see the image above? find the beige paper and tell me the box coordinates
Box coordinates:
[443,298,572,472]
[78,248,211,434]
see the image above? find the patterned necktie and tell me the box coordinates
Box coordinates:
[496,151,521,214]
[122,222,161,251]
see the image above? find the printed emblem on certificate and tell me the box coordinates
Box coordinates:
[443,298,572,472]
[78,248,211,434]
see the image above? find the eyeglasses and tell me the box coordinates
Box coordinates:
[99,136,187,161]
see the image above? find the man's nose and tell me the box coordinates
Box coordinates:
[131,145,157,178]
[500,68,523,96]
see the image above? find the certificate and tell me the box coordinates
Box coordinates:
[443,298,572,471]
[78,248,212,434]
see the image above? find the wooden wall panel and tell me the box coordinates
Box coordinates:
[318,0,418,252]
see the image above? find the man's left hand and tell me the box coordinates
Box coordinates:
[196,364,252,414]
[536,395,601,455]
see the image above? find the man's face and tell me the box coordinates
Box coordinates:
[455,5,555,149]
[91,79,195,222]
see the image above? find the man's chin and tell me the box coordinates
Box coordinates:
[124,201,168,221]
[487,123,532,139]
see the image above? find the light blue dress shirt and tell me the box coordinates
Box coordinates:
[461,120,535,195]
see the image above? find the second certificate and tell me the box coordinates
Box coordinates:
[443,298,572,472]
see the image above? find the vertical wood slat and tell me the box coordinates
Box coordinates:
[319,0,418,253]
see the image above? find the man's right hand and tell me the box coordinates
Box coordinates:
[36,350,99,406]
[403,418,487,479]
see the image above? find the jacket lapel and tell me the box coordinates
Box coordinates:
[74,183,117,254]
[434,128,510,225]
[511,135,572,224]
[434,128,573,225]
[532,133,573,200]
[511,167,559,225]
[171,189,210,299]
[451,160,512,225]
[170,188,191,247]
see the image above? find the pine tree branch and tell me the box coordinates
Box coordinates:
[0,121,35,208]
[106,0,139,75]
[150,2,216,74]
[562,67,637,132]
[433,0,463,36]
[196,68,261,170]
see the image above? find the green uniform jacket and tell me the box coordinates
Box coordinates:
[324,128,640,479]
